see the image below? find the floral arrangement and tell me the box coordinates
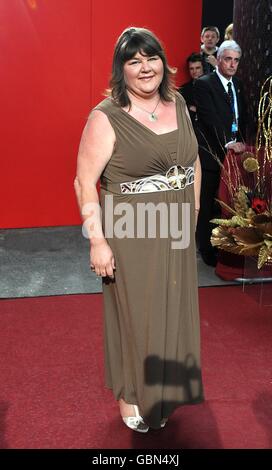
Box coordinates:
[210,76,272,269]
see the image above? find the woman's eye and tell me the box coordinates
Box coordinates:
[148,57,158,61]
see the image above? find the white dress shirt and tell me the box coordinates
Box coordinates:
[215,68,239,120]
[216,68,239,145]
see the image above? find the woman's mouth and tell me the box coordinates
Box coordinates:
[139,76,154,80]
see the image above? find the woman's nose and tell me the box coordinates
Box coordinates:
[141,60,152,71]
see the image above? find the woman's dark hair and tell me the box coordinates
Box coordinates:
[109,27,176,108]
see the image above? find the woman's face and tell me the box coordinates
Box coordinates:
[123,51,164,98]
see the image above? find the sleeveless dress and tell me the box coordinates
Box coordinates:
[95,94,204,429]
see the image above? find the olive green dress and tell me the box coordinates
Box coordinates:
[95,94,204,429]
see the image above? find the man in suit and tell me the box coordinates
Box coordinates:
[194,40,247,266]
[178,53,204,128]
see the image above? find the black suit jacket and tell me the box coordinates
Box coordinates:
[178,80,197,126]
[194,72,247,171]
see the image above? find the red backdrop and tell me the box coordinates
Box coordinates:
[0,0,202,228]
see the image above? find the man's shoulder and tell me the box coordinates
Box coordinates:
[198,72,218,84]
[233,75,243,87]
[194,73,217,92]
[179,80,193,91]
[233,76,245,100]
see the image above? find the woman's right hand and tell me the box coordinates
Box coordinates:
[90,239,116,278]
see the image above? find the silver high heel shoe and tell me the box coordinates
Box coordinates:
[122,405,149,433]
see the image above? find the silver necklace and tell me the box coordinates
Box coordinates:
[132,98,161,122]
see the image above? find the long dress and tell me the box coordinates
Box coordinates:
[95,93,204,429]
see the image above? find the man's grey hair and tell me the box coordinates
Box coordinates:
[217,40,242,58]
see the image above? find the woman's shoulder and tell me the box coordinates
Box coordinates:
[174,90,186,107]
[93,97,120,116]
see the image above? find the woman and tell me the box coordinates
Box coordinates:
[74,27,203,432]
[224,23,233,40]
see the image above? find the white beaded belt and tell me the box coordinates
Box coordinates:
[120,165,194,194]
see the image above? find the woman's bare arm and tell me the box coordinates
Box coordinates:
[74,110,116,277]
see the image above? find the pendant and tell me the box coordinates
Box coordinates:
[149,113,158,122]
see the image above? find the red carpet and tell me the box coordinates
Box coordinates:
[0,286,272,449]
